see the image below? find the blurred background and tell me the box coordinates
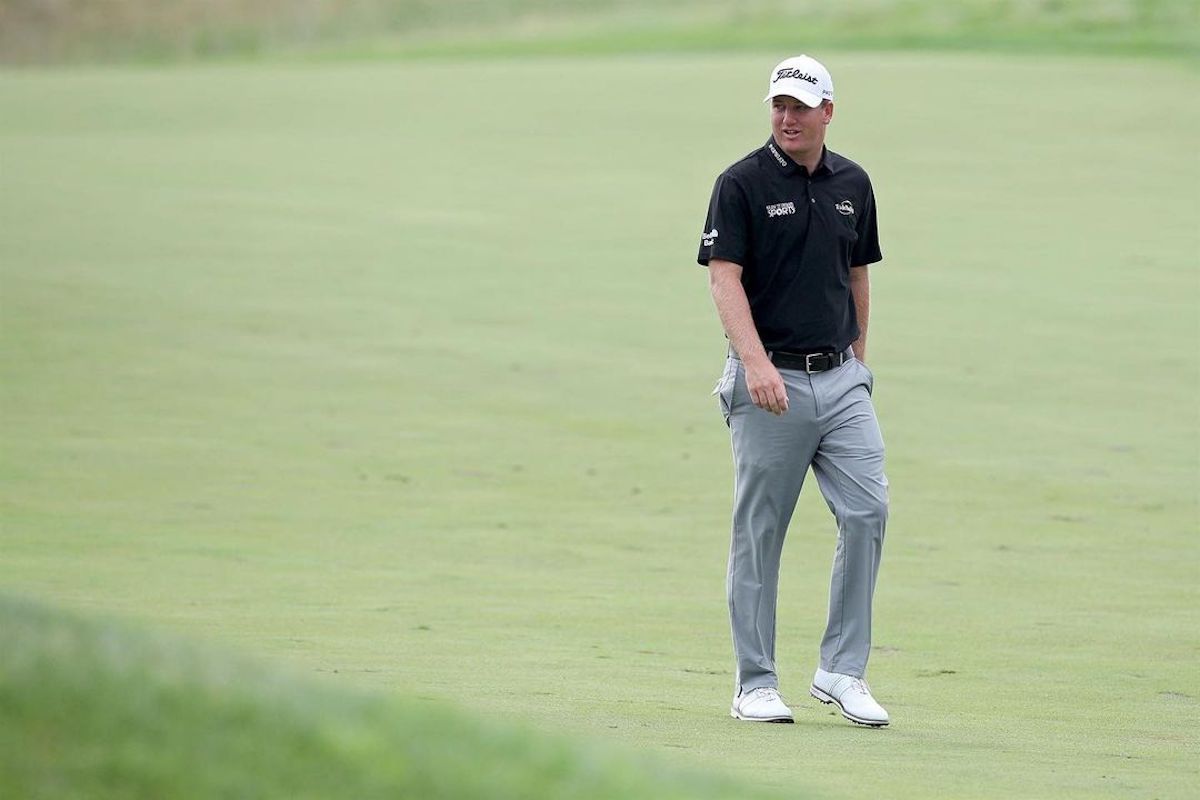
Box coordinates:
[2,0,1196,63]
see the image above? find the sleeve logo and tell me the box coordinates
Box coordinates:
[702,228,719,247]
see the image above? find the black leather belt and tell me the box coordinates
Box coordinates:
[769,350,847,373]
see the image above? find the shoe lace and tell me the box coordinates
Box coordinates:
[849,678,872,696]
[750,687,782,702]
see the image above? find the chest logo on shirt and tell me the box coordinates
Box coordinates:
[766,202,797,218]
[835,200,854,216]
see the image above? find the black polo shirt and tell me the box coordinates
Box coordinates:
[697,138,882,353]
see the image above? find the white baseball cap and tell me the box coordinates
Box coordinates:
[763,55,834,107]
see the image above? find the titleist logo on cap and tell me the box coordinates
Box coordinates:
[774,68,818,85]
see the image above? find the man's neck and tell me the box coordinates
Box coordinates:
[774,137,825,175]
[792,144,826,176]
[796,150,823,175]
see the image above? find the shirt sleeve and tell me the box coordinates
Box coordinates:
[851,181,882,267]
[697,172,750,267]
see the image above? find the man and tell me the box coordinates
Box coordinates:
[697,55,890,727]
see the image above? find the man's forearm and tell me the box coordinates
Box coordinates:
[707,259,788,415]
[849,265,870,362]
[709,264,768,365]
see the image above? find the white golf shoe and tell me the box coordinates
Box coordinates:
[730,686,794,723]
[810,668,889,727]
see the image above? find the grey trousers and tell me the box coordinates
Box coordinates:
[714,352,888,691]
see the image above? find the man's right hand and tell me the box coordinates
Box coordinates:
[743,356,789,416]
[708,259,789,416]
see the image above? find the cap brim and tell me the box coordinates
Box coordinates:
[763,89,823,107]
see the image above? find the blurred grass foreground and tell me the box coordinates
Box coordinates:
[0,594,781,800]
[1,0,1197,64]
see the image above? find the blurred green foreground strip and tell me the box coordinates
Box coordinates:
[0,595,782,800]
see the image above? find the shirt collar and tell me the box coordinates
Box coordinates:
[763,138,835,177]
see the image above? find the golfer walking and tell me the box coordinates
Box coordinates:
[698,55,890,727]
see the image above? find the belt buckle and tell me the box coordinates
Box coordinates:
[804,353,822,373]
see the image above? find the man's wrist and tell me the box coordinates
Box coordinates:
[739,348,771,369]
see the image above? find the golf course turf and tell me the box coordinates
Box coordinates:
[2,594,791,799]
[2,46,1198,798]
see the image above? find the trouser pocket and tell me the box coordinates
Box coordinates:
[711,356,739,427]
[855,358,875,396]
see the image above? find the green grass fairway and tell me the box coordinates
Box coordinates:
[0,595,782,799]
[2,51,1198,798]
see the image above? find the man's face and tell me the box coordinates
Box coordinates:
[770,96,833,161]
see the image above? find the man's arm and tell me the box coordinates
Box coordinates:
[849,265,870,362]
[708,259,789,415]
